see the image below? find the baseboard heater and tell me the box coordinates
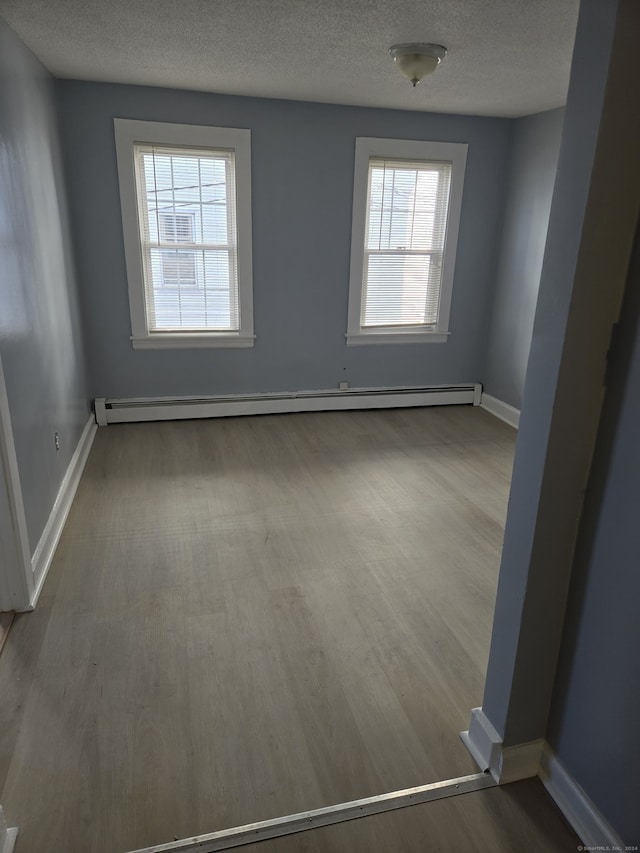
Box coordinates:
[94,383,482,426]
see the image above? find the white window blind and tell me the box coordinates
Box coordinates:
[134,144,239,332]
[362,157,452,329]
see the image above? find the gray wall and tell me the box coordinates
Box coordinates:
[57,81,511,399]
[482,0,624,743]
[0,19,89,552]
[548,221,640,845]
[483,108,565,409]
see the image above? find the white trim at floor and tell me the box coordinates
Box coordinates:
[539,744,625,849]
[480,393,520,429]
[462,711,626,848]
[0,805,18,853]
[95,384,482,425]
[460,707,543,784]
[29,416,97,610]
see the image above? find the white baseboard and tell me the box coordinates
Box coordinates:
[499,739,544,784]
[539,744,625,849]
[480,393,520,429]
[95,384,482,425]
[0,827,17,853]
[0,806,18,853]
[460,707,501,775]
[28,416,97,610]
[460,707,543,784]
[462,719,626,844]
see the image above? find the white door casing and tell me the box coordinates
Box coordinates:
[0,353,33,611]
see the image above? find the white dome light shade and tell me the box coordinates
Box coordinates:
[389,43,447,87]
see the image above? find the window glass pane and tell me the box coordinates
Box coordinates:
[135,145,238,332]
[362,157,451,329]
[363,254,439,327]
[147,248,236,330]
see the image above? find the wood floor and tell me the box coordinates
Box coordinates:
[0,405,562,852]
[239,779,579,853]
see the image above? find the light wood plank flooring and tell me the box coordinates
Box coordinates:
[0,406,524,852]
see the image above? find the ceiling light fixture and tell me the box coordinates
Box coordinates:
[389,43,447,87]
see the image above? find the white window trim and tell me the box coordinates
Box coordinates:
[114,118,254,349]
[346,137,468,346]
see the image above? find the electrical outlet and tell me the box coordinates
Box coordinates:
[339,382,349,391]
[54,432,60,451]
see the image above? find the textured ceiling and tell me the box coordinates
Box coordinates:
[0,0,580,117]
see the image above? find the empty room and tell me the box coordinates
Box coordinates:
[0,1,639,852]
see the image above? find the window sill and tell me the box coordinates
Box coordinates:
[131,333,255,350]
[345,331,450,346]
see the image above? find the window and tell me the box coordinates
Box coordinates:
[158,212,195,244]
[347,138,467,345]
[114,119,254,349]
[160,249,197,290]
[157,214,197,292]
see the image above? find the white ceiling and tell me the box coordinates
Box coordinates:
[0,0,580,118]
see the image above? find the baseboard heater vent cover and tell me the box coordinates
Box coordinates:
[95,384,482,425]
[125,772,495,853]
